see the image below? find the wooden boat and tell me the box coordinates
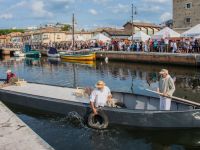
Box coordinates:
[60,14,96,62]
[0,82,200,129]
[61,53,96,61]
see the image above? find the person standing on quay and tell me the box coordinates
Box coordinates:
[157,69,175,110]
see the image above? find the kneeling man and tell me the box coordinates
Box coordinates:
[157,69,175,110]
[90,81,112,115]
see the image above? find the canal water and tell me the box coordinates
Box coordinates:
[0,56,200,150]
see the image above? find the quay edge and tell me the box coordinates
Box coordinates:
[0,101,54,150]
[96,51,200,67]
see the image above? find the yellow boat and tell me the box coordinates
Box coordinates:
[61,53,96,61]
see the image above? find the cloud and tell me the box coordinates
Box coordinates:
[89,9,98,15]
[0,13,13,19]
[42,0,75,10]
[110,3,129,14]
[142,0,168,3]
[160,12,172,22]
[31,1,53,18]
[92,0,109,4]
[5,1,28,12]
[139,5,162,13]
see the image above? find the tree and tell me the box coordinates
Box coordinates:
[61,25,72,31]
[0,29,25,35]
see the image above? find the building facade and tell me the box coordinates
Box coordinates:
[123,22,160,36]
[98,28,131,39]
[0,35,7,46]
[173,0,200,33]
[22,28,67,45]
[66,31,93,41]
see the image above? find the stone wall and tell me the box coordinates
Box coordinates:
[96,51,200,66]
[173,0,200,33]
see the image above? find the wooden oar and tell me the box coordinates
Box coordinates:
[146,89,200,107]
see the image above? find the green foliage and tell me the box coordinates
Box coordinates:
[0,29,25,35]
[61,25,72,31]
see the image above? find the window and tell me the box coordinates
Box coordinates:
[185,17,191,24]
[43,34,49,39]
[185,3,192,9]
[57,35,61,39]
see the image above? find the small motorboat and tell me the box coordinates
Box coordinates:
[24,44,41,58]
[47,47,60,58]
[61,53,96,61]
[1,83,200,129]
[13,51,25,57]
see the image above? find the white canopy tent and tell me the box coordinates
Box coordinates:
[91,33,111,42]
[181,24,200,37]
[128,31,151,42]
[152,27,180,39]
[195,35,200,39]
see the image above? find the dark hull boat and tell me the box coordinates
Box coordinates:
[0,83,200,129]
[47,47,60,58]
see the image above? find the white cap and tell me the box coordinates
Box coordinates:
[6,70,12,74]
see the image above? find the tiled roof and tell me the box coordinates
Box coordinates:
[124,22,161,28]
[101,29,132,36]
[0,35,7,39]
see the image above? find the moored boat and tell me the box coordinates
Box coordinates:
[13,51,25,57]
[24,44,41,58]
[47,47,60,58]
[61,53,96,61]
[0,82,200,129]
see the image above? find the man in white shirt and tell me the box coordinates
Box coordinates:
[90,81,112,115]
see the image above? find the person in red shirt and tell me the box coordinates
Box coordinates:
[6,70,17,83]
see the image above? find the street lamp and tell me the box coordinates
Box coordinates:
[131,3,137,45]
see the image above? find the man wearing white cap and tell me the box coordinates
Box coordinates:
[90,81,112,115]
[157,69,175,110]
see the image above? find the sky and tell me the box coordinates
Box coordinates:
[0,0,172,29]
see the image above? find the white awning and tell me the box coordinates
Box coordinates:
[152,27,180,39]
[91,33,111,42]
[181,24,200,37]
[128,31,151,42]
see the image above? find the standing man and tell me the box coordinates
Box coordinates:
[157,69,175,110]
[90,81,112,115]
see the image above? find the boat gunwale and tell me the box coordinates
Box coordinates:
[0,83,198,114]
[28,82,199,107]
[61,53,95,57]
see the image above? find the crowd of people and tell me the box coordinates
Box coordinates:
[1,38,200,53]
[33,38,200,53]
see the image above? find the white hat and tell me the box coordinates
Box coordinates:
[159,69,168,75]
[95,80,105,88]
[6,70,12,74]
